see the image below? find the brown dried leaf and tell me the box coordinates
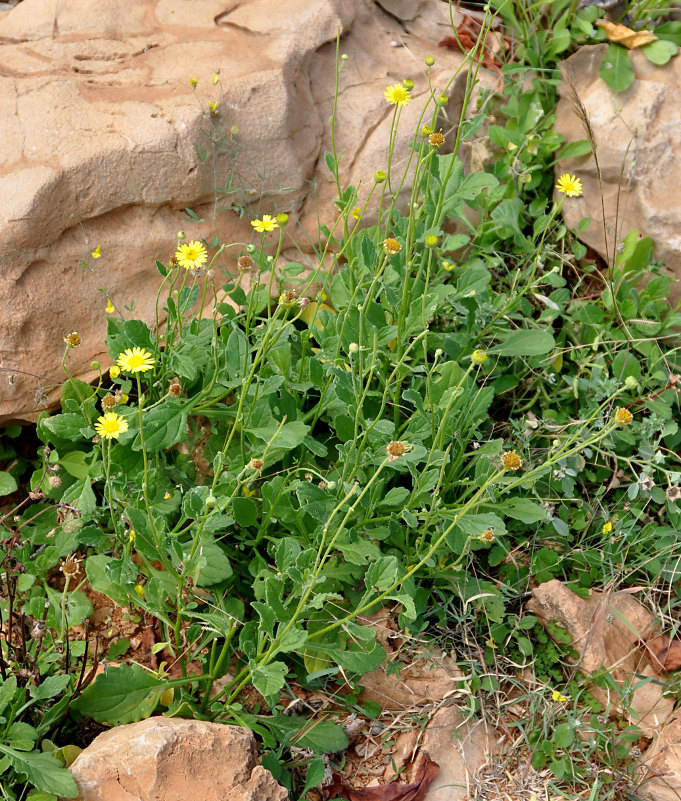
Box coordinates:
[323,751,439,801]
[596,20,657,49]
[642,634,681,672]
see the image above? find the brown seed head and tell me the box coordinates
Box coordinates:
[250,458,264,471]
[168,381,182,397]
[48,475,62,489]
[238,255,255,271]
[101,394,117,411]
[386,440,411,461]
[63,332,81,348]
[428,131,445,148]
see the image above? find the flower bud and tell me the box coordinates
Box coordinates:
[425,56,435,66]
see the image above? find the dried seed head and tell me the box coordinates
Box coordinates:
[666,486,681,503]
[168,381,182,397]
[479,529,495,543]
[63,332,81,348]
[101,394,117,411]
[250,458,264,471]
[279,289,297,307]
[386,440,411,461]
[60,555,81,578]
[48,474,62,489]
[238,254,255,272]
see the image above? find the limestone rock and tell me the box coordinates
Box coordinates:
[64,717,288,801]
[527,579,675,734]
[419,706,492,801]
[555,44,681,301]
[0,0,470,424]
[641,715,681,801]
[359,650,464,711]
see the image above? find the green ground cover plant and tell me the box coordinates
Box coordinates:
[1,2,681,799]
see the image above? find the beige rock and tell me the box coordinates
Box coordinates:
[383,728,420,780]
[640,715,681,801]
[359,648,464,711]
[0,0,473,424]
[527,579,675,734]
[64,717,288,801]
[555,44,681,301]
[419,706,492,801]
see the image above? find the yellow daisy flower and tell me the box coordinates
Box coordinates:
[94,412,129,440]
[251,214,279,233]
[614,407,633,425]
[116,347,155,374]
[555,173,583,198]
[175,240,208,270]
[384,83,411,107]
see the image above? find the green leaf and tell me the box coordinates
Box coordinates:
[58,451,89,479]
[0,471,18,497]
[232,496,258,527]
[29,674,72,701]
[641,39,678,66]
[133,400,190,452]
[39,413,92,443]
[71,664,165,725]
[552,722,575,749]
[599,44,635,92]
[489,330,555,357]
[86,554,137,606]
[294,719,349,755]
[0,675,17,717]
[60,378,96,410]
[503,498,546,524]
[188,540,233,587]
[302,758,326,795]
[252,661,288,698]
[365,556,399,593]
[557,139,592,161]
[655,21,681,46]
[0,747,78,798]
[248,420,310,450]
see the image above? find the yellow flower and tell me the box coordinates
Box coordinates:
[555,173,583,198]
[243,485,256,497]
[189,77,198,87]
[109,365,121,379]
[442,261,455,271]
[428,131,445,148]
[164,491,172,500]
[552,690,567,702]
[501,451,523,471]
[116,347,155,374]
[351,206,361,220]
[472,349,487,365]
[212,71,219,84]
[278,290,297,307]
[119,393,129,404]
[134,584,145,597]
[602,521,613,534]
[479,529,495,543]
[207,101,219,114]
[91,245,101,259]
[175,240,208,270]
[383,238,401,256]
[128,529,136,543]
[385,83,411,107]
[614,407,633,425]
[63,332,81,348]
[251,214,279,233]
[105,298,115,313]
[94,412,128,440]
